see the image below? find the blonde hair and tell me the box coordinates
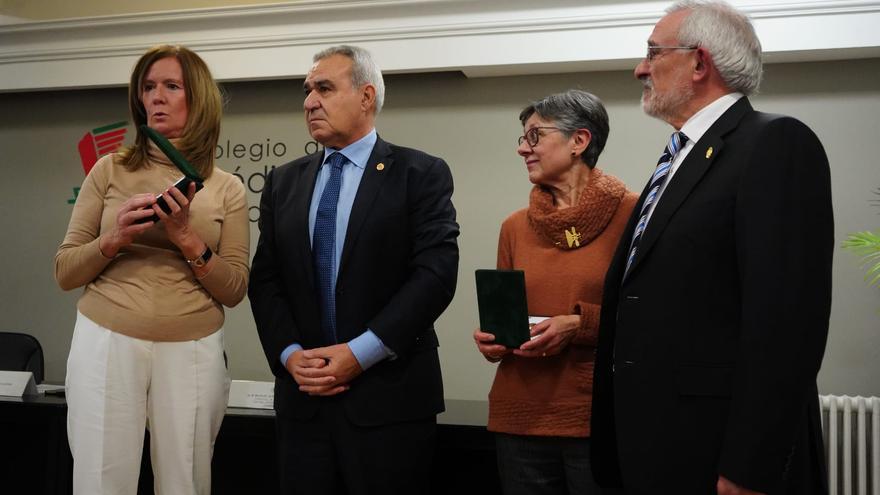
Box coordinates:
[116,45,222,178]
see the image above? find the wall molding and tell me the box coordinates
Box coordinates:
[1,0,878,92]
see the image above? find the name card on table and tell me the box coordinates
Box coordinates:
[227,380,274,409]
[0,370,38,397]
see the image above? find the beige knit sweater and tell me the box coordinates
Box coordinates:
[55,145,249,342]
[487,167,637,438]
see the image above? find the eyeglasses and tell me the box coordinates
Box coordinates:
[517,126,562,148]
[645,45,698,62]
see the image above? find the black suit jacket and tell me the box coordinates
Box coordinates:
[591,98,833,494]
[249,136,459,426]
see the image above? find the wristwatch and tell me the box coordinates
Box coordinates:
[186,246,213,268]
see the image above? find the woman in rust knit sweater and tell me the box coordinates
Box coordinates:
[474,90,637,494]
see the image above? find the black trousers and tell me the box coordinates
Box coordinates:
[275,399,436,495]
[495,434,622,495]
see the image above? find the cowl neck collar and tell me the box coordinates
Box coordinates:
[526,167,626,250]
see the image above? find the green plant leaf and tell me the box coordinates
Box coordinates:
[842,230,880,287]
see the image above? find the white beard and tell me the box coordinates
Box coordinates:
[640,77,694,123]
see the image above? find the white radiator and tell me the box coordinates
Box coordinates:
[821,395,880,495]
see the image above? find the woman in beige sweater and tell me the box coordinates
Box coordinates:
[474,90,636,494]
[55,45,249,494]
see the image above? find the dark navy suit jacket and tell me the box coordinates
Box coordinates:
[591,98,833,494]
[249,136,459,426]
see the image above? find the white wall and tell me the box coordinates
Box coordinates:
[3,0,879,91]
[1,58,878,412]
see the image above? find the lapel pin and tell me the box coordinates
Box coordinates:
[705,147,713,159]
[376,163,385,171]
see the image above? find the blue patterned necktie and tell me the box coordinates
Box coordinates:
[313,152,345,344]
[624,131,689,277]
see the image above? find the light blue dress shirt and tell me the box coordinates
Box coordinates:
[280,129,392,371]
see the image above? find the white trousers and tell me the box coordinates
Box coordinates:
[66,312,230,495]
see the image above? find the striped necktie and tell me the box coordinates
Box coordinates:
[624,131,689,278]
[313,152,345,344]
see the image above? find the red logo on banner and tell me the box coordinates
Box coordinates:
[69,121,128,204]
[77,121,127,175]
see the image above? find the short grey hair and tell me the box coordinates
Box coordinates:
[668,0,763,95]
[518,89,609,169]
[314,45,386,114]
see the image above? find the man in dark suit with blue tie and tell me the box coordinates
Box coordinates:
[590,2,833,494]
[249,45,459,495]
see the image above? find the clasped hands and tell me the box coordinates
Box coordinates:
[286,344,363,396]
[473,314,580,362]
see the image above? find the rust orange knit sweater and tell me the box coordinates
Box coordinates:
[487,167,638,438]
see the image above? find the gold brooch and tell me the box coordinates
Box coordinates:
[565,227,581,248]
[705,147,713,159]
[376,163,385,171]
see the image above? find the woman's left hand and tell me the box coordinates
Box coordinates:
[154,181,201,250]
[513,314,580,358]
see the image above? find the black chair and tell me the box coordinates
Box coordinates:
[0,332,44,384]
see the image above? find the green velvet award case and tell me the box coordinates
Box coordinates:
[475,269,530,348]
